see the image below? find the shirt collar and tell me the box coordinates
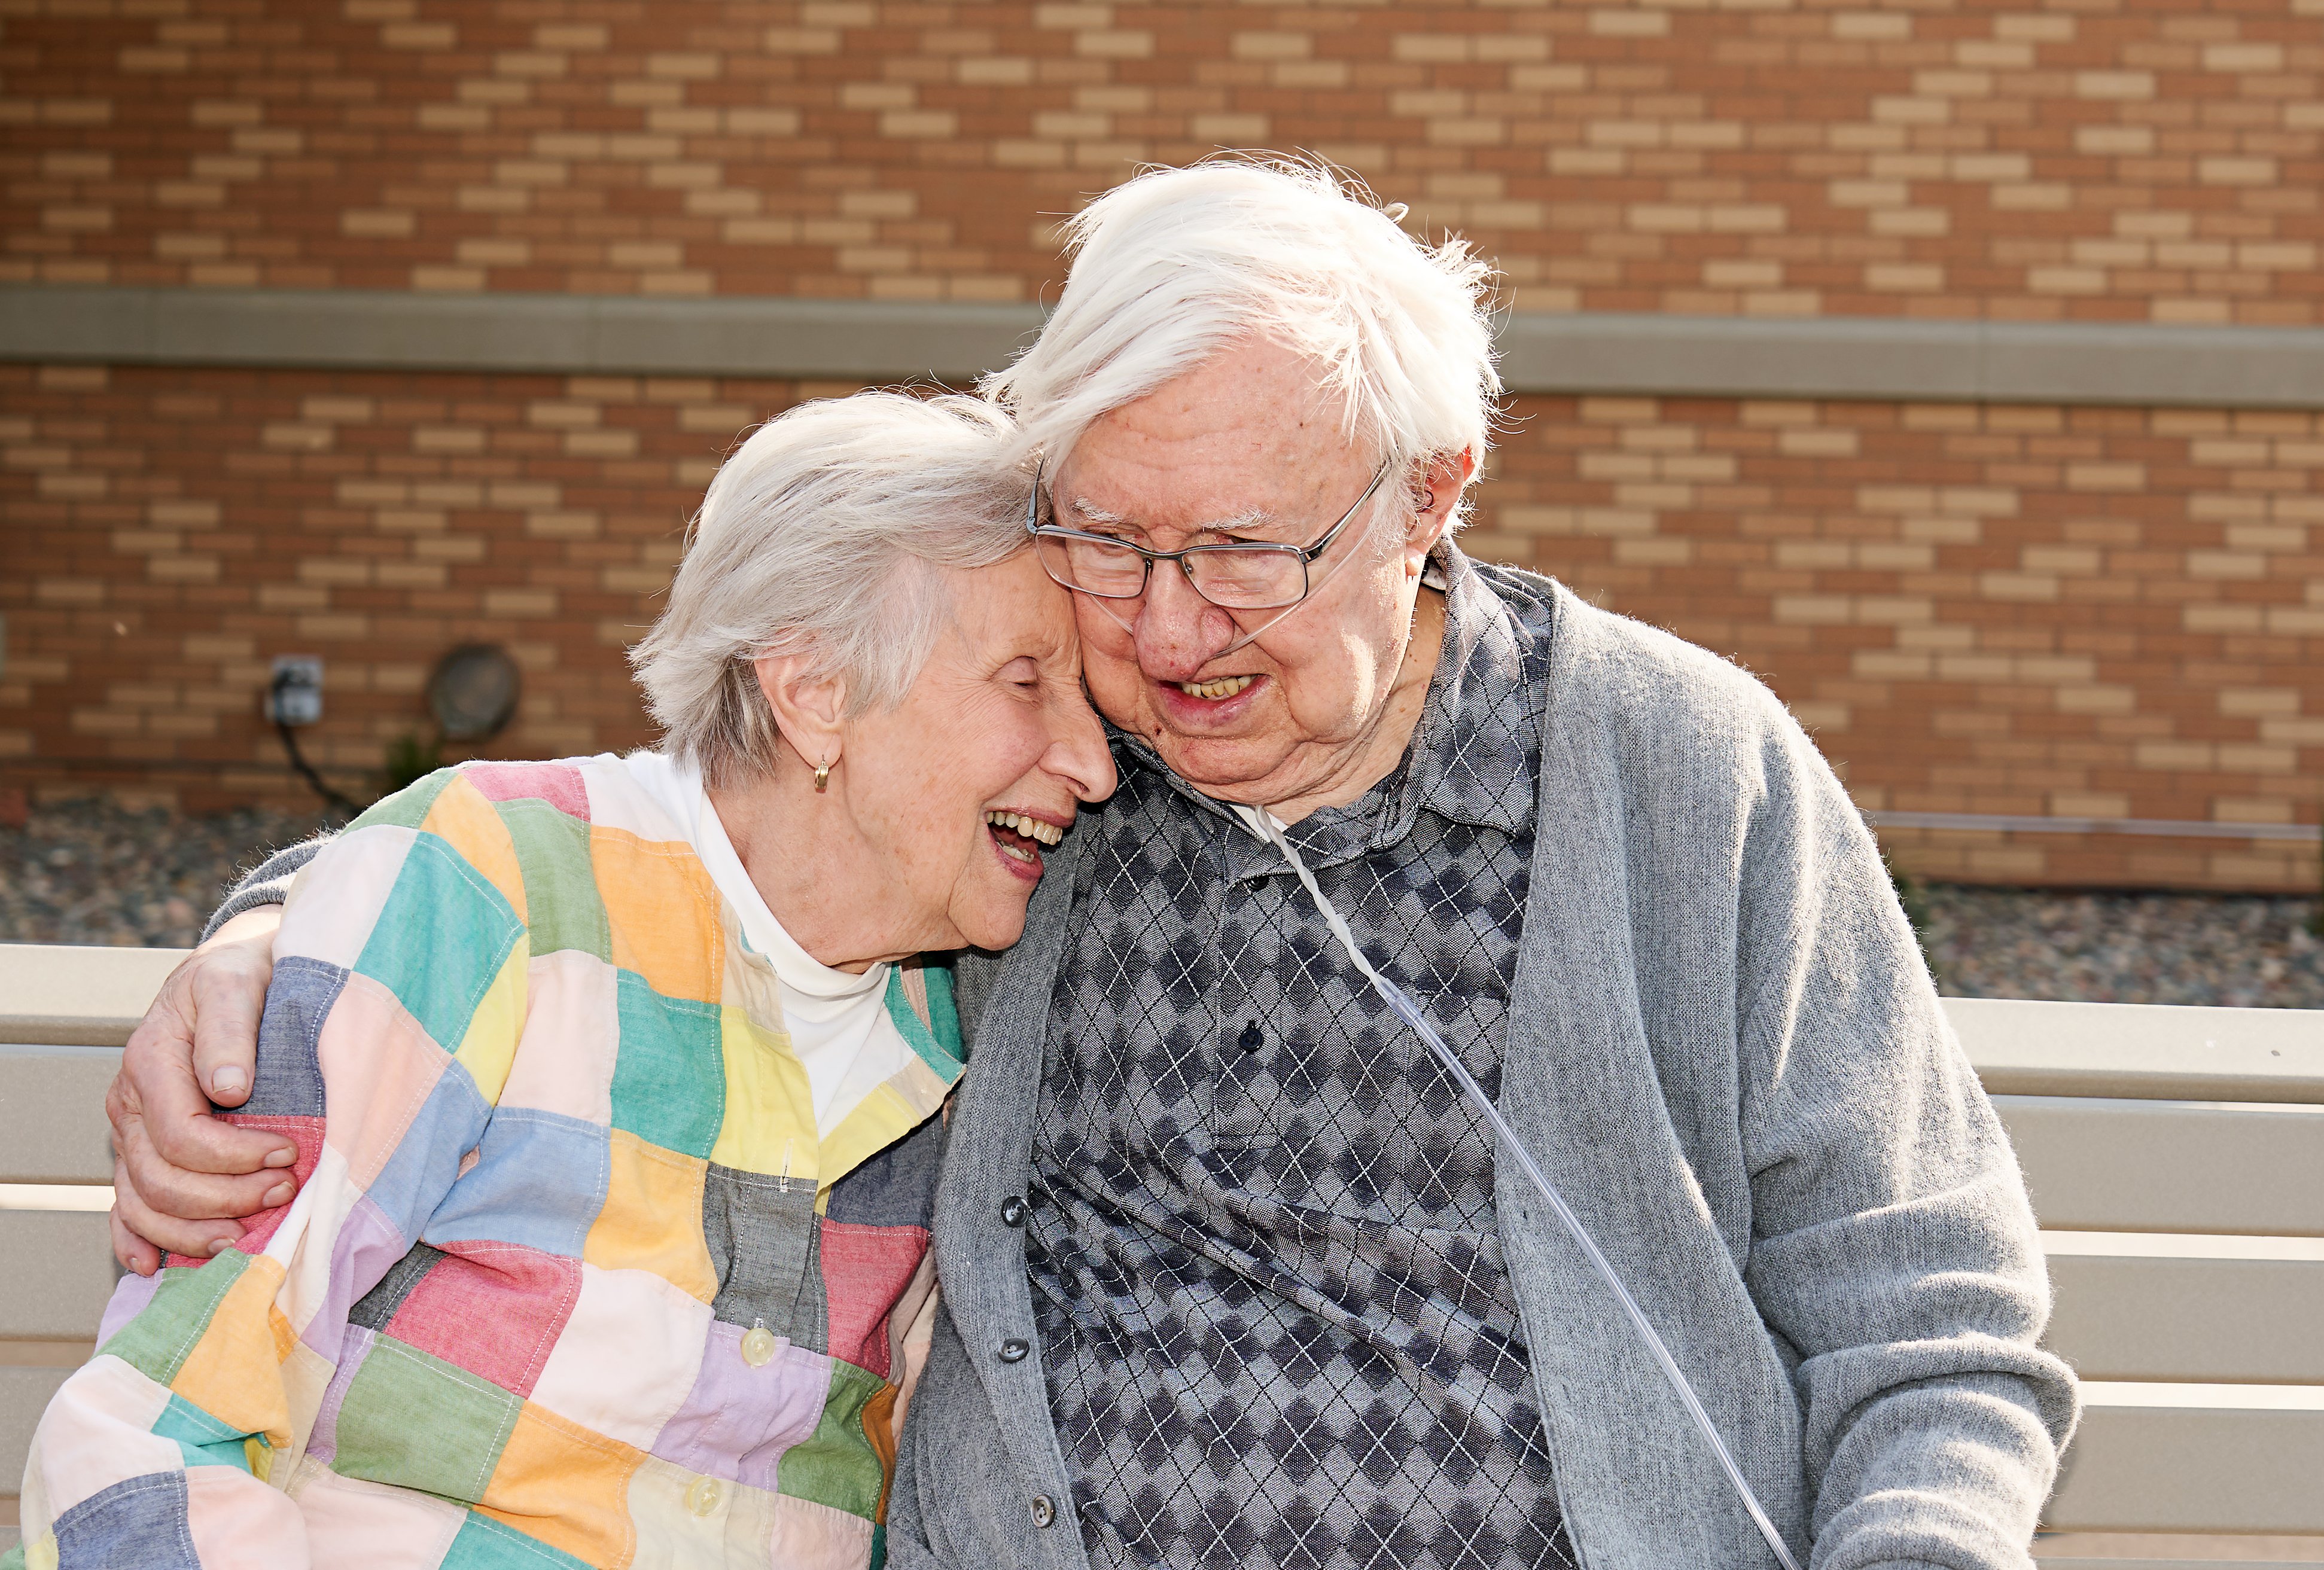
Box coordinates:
[1111,541,1542,872]
[622,749,891,1002]
[1394,542,1540,836]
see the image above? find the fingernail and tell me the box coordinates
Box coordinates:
[205,1239,232,1257]
[264,1182,294,1207]
[211,1067,248,1096]
[264,1147,296,1168]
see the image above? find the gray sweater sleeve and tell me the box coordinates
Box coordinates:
[200,833,336,941]
[1731,699,2076,1568]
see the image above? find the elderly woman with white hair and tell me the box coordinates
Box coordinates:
[11,391,1111,1570]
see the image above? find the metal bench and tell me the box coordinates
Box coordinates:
[2,944,2320,1562]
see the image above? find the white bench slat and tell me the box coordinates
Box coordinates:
[2045,1384,2324,1534]
[1950,997,2324,1103]
[1995,1095,2324,1236]
[2046,1248,2324,1383]
[0,1214,115,1343]
[1,1365,73,1504]
[0,946,187,1048]
[0,1053,118,1185]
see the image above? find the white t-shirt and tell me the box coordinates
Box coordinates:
[620,749,923,1140]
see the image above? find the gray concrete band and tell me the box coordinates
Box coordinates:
[1500,312,2324,408]
[0,286,1047,385]
[1874,811,2321,843]
[6,285,2323,408]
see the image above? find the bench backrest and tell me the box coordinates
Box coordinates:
[2,946,2320,1554]
[1,943,189,1551]
[1961,996,2324,1545]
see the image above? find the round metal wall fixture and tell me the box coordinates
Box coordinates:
[427,644,521,740]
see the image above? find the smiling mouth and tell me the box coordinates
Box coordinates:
[985,809,1064,865]
[1172,674,1257,700]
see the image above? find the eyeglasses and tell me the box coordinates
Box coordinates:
[1025,462,1391,611]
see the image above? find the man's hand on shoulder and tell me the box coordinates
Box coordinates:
[108,906,300,1274]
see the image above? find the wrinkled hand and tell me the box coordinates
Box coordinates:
[108,907,299,1274]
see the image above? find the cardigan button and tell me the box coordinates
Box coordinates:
[1030,1495,1056,1529]
[1236,1020,1263,1054]
[998,1337,1029,1363]
[1000,1195,1028,1227]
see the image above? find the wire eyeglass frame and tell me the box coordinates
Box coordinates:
[1025,461,1392,612]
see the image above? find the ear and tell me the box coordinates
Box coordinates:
[752,652,849,774]
[1404,447,1477,565]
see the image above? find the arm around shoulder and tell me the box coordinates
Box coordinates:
[109,824,377,1266]
[110,903,299,1272]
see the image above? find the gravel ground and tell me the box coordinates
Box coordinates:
[1,798,333,950]
[1917,882,2323,1009]
[2,798,2320,1008]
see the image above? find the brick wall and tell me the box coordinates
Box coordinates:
[5,0,2319,321]
[3,0,2321,889]
[1478,395,2324,890]
[0,362,833,804]
[7,364,2318,889]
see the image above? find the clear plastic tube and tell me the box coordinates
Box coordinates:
[1230,804,1805,1570]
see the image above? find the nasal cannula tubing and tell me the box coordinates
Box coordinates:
[1230,803,1805,1570]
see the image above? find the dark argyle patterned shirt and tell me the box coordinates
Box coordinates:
[1026,550,1577,1570]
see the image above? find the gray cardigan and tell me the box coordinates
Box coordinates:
[889,574,2076,1570]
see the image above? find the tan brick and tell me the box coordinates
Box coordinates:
[1,9,2320,883]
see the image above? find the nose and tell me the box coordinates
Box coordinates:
[1046,681,1117,804]
[1131,561,1243,682]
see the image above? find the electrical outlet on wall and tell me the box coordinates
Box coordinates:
[268,655,324,726]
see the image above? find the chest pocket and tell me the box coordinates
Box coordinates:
[702,1164,821,1342]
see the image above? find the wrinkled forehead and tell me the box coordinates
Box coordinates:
[1052,436,1382,547]
[1049,341,1381,524]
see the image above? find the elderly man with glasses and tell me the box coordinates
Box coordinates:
[106,160,2072,1570]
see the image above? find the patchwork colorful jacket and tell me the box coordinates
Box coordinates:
[7,758,966,1570]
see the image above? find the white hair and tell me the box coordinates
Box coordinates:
[985,157,1501,517]
[629,391,1028,786]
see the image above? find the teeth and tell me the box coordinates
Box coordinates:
[1175,674,1256,700]
[985,810,1064,846]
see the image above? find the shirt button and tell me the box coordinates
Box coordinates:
[1030,1495,1056,1529]
[741,1324,778,1367]
[685,1476,723,1517]
[1236,1020,1264,1054]
[999,1195,1027,1227]
[998,1337,1029,1363]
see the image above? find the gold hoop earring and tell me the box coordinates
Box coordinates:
[814,760,830,793]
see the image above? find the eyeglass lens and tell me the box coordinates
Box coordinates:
[1032,534,1307,609]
